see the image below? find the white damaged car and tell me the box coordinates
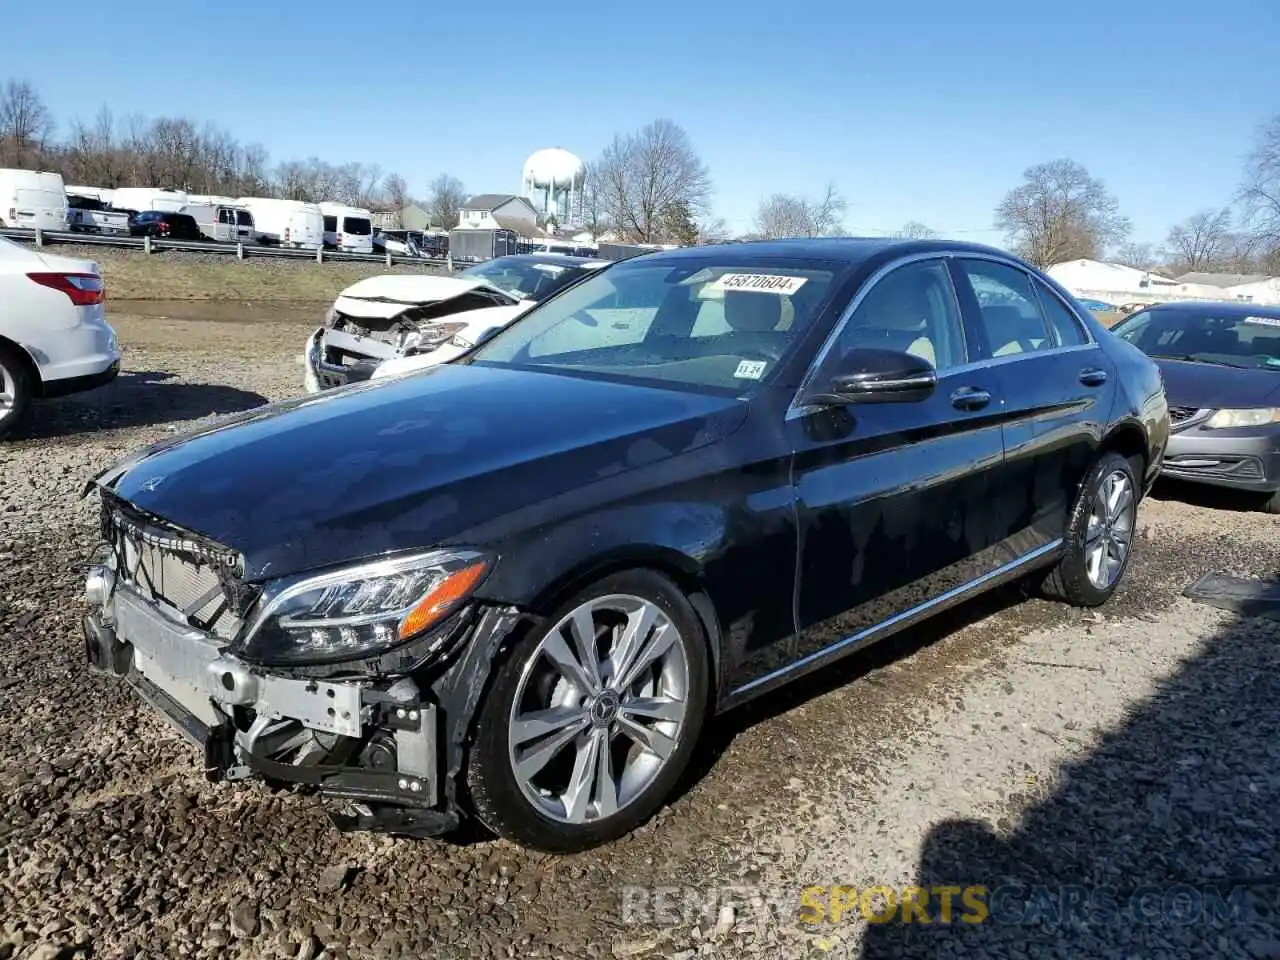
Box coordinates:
[304,253,608,392]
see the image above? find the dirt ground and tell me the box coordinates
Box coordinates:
[0,303,1277,960]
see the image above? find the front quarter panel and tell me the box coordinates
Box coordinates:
[1102,329,1169,490]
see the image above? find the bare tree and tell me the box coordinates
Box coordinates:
[1113,241,1158,271]
[753,183,846,239]
[593,119,712,243]
[426,173,466,229]
[578,161,609,239]
[994,158,1130,268]
[1165,208,1233,273]
[381,173,410,212]
[0,79,54,167]
[1240,114,1280,264]
[893,220,936,239]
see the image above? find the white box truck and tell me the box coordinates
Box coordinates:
[237,198,324,250]
[319,202,374,253]
[0,169,69,231]
[108,188,190,215]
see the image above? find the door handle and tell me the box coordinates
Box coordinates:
[1079,367,1108,386]
[951,386,991,411]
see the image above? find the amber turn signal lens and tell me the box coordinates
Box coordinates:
[397,560,489,640]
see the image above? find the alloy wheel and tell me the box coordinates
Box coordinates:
[0,363,15,425]
[507,593,690,824]
[1084,468,1135,589]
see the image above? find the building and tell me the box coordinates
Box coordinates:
[457,194,541,235]
[1047,259,1181,302]
[521,148,585,226]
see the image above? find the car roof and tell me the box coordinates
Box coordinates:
[492,253,606,268]
[621,237,1021,266]
[1141,300,1280,319]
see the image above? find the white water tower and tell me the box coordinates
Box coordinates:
[522,147,585,225]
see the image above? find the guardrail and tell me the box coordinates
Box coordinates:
[0,226,451,268]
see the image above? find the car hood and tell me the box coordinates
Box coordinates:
[94,364,746,581]
[333,274,524,320]
[1155,358,1280,409]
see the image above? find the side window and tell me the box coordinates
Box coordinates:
[820,258,966,378]
[959,259,1052,357]
[1034,281,1088,347]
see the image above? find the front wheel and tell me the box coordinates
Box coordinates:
[465,570,710,852]
[1040,452,1140,606]
[0,345,35,441]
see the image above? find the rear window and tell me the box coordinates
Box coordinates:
[343,217,372,236]
[323,215,338,231]
[235,210,252,226]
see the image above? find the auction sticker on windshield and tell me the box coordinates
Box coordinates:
[709,273,808,295]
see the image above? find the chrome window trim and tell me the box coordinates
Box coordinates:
[786,250,1102,421]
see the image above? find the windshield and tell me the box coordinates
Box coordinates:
[466,257,841,392]
[1112,308,1280,370]
[459,258,591,302]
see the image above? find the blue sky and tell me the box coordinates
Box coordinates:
[7,0,1278,244]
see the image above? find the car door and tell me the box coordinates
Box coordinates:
[774,255,1011,683]
[950,256,1115,556]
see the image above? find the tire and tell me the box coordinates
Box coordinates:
[0,344,35,442]
[1259,489,1280,515]
[465,569,710,852]
[1040,452,1140,606]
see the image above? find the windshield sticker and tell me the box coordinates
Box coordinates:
[709,273,808,295]
[734,359,768,380]
[1244,315,1280,328]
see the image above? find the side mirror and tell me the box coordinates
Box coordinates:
[809,347,938,405]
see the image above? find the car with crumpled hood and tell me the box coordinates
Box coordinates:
[303,253,608,392]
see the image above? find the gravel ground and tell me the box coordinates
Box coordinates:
[0,306,1277,960]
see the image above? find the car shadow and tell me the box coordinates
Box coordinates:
[670,580,1035,808]
[22,370,269,440]
[1149,476,1268,514]
[859,587,1280,957]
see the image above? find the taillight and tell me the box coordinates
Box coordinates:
[28,272,106,306]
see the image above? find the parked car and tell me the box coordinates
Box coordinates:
[1109,300,1280,512]
[304,253,609,392]
[83,239,1167,852]
[66,193,130,235]
[127,210,203,241]
[1076,297,1116,313]
[0,236,119,439]
[0,168,68,231]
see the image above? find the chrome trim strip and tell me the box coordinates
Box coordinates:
[728,537,1065,698]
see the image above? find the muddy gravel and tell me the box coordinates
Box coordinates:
[1,305,1277,960]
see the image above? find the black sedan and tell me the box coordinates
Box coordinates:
[1109,301,1280,512]
[82,239,1168,852]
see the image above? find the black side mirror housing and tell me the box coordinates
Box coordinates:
[808,347,938,405]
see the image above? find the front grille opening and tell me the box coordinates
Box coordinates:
[1169,406,1200,424]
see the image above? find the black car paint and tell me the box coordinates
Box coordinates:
[1155,357,1280,409]
[95,238,1166,712]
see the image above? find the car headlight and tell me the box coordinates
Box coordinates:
[1203,408,1280,429]
[450,333,474,349]
[403,321,468,354]
[238,549,490,665]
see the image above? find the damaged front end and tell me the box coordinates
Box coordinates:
[305,286,513,392]
[83,490,525,838]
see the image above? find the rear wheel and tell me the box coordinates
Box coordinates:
[1040,452,1139,606]
[465,570,709,852]
[0,345,35,441]
[1259,489,1280,515]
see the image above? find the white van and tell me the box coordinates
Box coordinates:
[108,187,189,214]
[236,197,324,250]
[180,202,254,243]
[319,202,374,253]
[0,169,68,231]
